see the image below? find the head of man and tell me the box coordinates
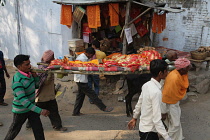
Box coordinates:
[14,55,31,73]
[175,58,191,75]
[84,47,95,59]
[166,50,177,61]
[150,59,168,80]
[92,40,100,50]
[41,50,54,63]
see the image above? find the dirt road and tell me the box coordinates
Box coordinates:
[0,66,210,140]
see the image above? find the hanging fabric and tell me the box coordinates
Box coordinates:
[130,6,141,24]
[60,5,73,28]
[87,5,101,28]
[152,13,166,34]
[109,3,119,27]
[136,23,148,37]
[73,6,85,23]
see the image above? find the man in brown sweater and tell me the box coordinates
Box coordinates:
[26,50,67,131]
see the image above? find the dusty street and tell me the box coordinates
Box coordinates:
[0,65,210,140]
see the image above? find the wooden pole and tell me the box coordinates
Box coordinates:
[122,0,131,54]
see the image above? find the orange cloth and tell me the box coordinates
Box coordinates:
[60,5,72,28]
[87,5,101,28]
[109,3,119,26]
[162,69,189,104]
[152,13,166,34]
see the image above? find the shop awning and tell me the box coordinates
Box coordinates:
[53,0,128,5]
[132,1,184,13]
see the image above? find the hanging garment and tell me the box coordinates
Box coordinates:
[109,3,119,27]
[60,5,72,28]
[87,5,101,28]
[152,13,166,34]
[136,23,148,37]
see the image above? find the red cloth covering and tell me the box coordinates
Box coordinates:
[86,67,99,71]
[105,67,118,71]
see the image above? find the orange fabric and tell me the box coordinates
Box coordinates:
[152,13,166,34]
[109,3,119,26]
[60,5,72,28]
[87,5,101,28]
[162,69,189,104]
[152,13,157,33]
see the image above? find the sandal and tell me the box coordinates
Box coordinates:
[103,107,114,112]
[54,127,68,132]
[72,113,85,116]
[0,102,8,106]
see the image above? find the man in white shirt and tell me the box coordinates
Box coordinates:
[72,47,113,116]
[128,59,171,140]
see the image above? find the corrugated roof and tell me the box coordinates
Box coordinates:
[53,0,128,5]
[132,1,184,13]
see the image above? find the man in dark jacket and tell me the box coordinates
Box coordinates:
[0,50,10,106]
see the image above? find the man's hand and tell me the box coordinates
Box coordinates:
[127,118,137,130]
[31,72,38,77]
[40,109,50,117]
[161,113,168,121]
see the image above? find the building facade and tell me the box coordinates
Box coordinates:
[0,0,72,66]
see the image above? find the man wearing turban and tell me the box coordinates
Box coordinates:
[26,50,67,131]
[161,58,191,140]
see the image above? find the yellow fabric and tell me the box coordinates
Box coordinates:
[96,51,106,59]
[162,69,189,104]
[87,5,101,28]
[109,3,119,26]
[60,5,72,28]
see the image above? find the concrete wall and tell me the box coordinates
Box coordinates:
[0,0,72,66]
[154,0,210,52]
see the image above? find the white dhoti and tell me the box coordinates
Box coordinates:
[161,102,183,140]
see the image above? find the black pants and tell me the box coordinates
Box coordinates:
[27,99,62,129]
[0,76,6,103]
[139,131,159,140]
[4,111,45,140]
[73,82,106,115]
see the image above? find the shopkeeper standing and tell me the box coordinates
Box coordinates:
[88,40,106,104]
[72,47,113,116]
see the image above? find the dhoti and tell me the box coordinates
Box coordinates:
[161,102,184,140]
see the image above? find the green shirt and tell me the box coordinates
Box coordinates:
[11,72,42,114]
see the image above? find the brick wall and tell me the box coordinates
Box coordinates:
[155,0,210,51]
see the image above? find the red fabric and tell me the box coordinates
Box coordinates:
[105,67,118,71]
[130,7,141,24]
[136,23,148,37]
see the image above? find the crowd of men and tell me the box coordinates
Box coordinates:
[0,44,190,140]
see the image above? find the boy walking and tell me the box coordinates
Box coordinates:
[128,59,171,140]
[4,55,49,140]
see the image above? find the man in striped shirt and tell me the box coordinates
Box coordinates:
[4,55,50,140]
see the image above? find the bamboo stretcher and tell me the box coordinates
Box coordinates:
[35,61,174,75]
[31,69,150,75]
